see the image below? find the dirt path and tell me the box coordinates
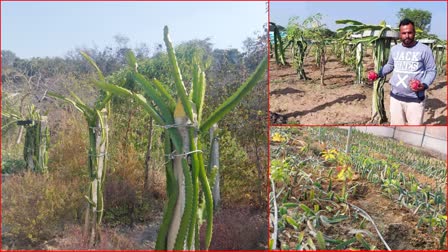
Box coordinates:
[269,51,447,125]
[125,212,163,249]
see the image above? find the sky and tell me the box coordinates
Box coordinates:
[270,1,447,39]
[1,1,267,59]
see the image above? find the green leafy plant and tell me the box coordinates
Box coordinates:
[302,14,333,85]
[1,158,27,174]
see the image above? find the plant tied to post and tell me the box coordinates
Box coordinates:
[47,53,112,247]
[2,102,50,174]
[269,22,287,66]
[301,14,332,85]
[95,26,267,250]
[286,16,310,80]
[336,20,399,124]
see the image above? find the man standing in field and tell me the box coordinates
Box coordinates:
[369,18,436,125]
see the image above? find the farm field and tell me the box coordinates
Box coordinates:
[269,49,447,125]
[269,127,446,250]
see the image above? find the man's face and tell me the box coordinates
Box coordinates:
[400,24,416,47]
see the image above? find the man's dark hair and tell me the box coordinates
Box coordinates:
[399,18,415,29]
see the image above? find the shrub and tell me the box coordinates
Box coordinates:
[104,142,159,227]
[219,130,260,206]
[47,110,89,224]
[1,158,26,174]
[2,172,84,247]
[48,111,88,178]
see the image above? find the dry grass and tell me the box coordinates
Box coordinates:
[2,172,84,248]
[50,224,138,250]
[48,110,89,178]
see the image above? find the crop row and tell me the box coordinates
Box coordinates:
[270,127,446,250]
[308,127,446,185]
[306,128,446,218]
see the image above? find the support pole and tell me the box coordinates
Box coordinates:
[210,124,220,209]
[345,127,352,154]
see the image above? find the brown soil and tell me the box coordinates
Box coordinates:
[350,184,439,250]
[269,51,447,125]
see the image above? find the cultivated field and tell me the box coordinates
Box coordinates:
[269,49,447,125]
[270,127,446,250]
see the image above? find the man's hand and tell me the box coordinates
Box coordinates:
[367,71,379,81]
[409,79,425,92]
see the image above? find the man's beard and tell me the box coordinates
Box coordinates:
[403,38,414,46]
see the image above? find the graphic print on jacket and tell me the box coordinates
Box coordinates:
[381,41,436,102]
